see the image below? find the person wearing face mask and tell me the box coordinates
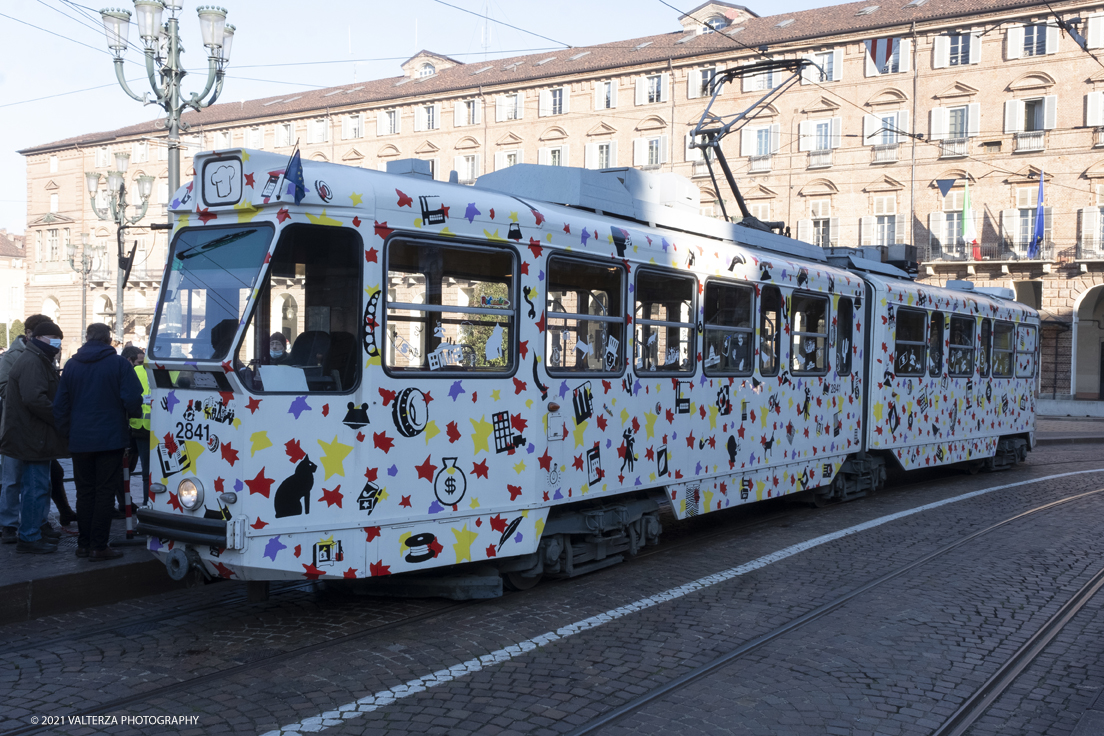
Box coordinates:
[53,323,141,560]
[0,322,69,554]
[268,332,291,365]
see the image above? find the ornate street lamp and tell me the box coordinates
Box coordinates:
[86,151,154,342]
[68,233,106,340]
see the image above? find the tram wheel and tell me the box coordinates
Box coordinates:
[503,571,543,592]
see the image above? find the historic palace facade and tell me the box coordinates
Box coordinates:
[19,0,1104,401]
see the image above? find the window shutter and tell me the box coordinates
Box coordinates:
[895,214,907,244]
[1017,187,1034,209]
[967,103,980,137]
[1043,95,1057,130]
[970,33,982,64]
[685,133,699,161]
[414,107,425,132]
[770,124,780,154]
[515,150,524,165]
[432,104,442,129]
[863,114,879,144]
[1081,207,1101,250]
[797,219,813,242]
[929,212,945,251]
[635,77,646,105]
[865,48,878,77]
[376,113,388,137]
[688,69,702,98]
[585,143,597,168]
[559,145,569,165]
[1004,100,1024,133]
[454,155,466,176]
[609,82,618,109]
[473,99,483,124]
[539,90,551,117]
[658,135,668,164]
[1089,15,1104,49]
[1001,209,1017,245]
[930,107,946,140]
[798,121,813,152]
[1046,24,1059,54]
[594,83,603,110]
[561,89,570,115]
[454,102,465,127]
[495,152,507,171]
[1006,25,1023,60]
[742,72,756,93]
[608,140,618,166]
[1043,206,1053,243]
[898,39,911,73]
[933,35,950,68]
[832,49,843,81]
[830,117,842,149]
[342,117,351,139]
[538,147,550,166]
[497,96,507,122]
[1088,91,1104,127]
[801,55,815,85]
[829,217,840,246]
[898,110,909,135]
[660,73,670,103]
[861,215,875,246]
[633,138,647,166]
[741,129,756,157]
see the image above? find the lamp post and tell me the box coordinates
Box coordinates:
[68,233,105,341]
[85,152,154,342]
[98,2,234,197]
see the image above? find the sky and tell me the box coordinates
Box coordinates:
[0,0,833,234]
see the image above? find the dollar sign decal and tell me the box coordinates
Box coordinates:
[444,476,456,497]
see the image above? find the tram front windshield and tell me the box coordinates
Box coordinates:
[149,225,274,361]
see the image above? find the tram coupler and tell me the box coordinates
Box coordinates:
[164,546,205,582]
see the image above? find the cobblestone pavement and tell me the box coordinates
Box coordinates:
[1036,417,1104,439]
[3,446,1104,735]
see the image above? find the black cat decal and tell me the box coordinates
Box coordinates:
[274,456,318,518]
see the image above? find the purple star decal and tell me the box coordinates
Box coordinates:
[526,442,535,454]
[553,489,563,500]
[633,378,642,394]
[606,438,612,449]
[661,238,670,252]
[695,461,703,475]
[388,464,398,476]
[263,535,287,561]
[514,532,523,544]
[428,500,444,514]
[558,381,569,399]
[171,198,181,209]
[234,479,243,492]
[449,380,465,401]
[464,203,481,223]
[749,451,757,464]
[149,536,163,552]
[699,373,708,387]
[581,228,590,246]
[635,477,643,486]
[538,269,545,281]
[289,395,311,419]
[164,390,180,414]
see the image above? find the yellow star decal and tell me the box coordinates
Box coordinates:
[349,191,364,206]
[492,389,501,401]
[708,404,719,430]
[414,217,423,228]
[470,415,493,455]
[535,518,545,537]
[873,403,884,421]
[483,228,505,242]
[451,524,479,563]
[317,435,353,479]
[581,483,589,495]
[250,431,272,457]
[232,417,241,430]
[469,497,480,509]
[546,233,553,242]
[439,226,455,237]
[182,440,205,475]
[423,420,440,443]
[509,211,519,222]
[305,209,342,226]
[620,408,629,426]
[241,151,250,161]
[573,419,589,448]
[644,411,658,439]
[525,399,533,408]
[234,199,260,223]
[513,460,526,474]
[175,212,190,229]
[704,491,714,511]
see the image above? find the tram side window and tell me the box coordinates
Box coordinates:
[836,297,853,376]
[635,269,695,373]
[546,257,624,374]
[759,286,781,377]
[1016,324,1038,378]
[236,224,361,393]
[703,281,754,376]
[992,320,1014,378]
[948,315,975,377]
[384,240,515,373]
[894,308,926,376]
[791,292,829,375]
[978,319,992,377]
[928,311,944,377]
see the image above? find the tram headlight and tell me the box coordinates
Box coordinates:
[178,479,204,511]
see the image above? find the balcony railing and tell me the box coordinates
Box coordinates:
[872,143,898,163]
[1096,127,1104,147]
[1014,130,1045,152]
[691,160,711,178]
[1078,239,1104,260]
[939,137,968,158]
[748,154,771,173]
[924,239,1053,263]
[808,149,833,168]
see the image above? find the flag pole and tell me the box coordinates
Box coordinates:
[275,138,301,202]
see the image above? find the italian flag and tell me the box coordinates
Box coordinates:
[962,180,980,260]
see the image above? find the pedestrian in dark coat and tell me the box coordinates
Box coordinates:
[54,323,142,560]
[0,322,68,554]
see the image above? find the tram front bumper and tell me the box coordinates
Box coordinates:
[136,508,227,548]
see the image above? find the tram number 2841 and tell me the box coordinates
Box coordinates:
[175,421,214,445]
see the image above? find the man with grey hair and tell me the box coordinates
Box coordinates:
[54,323,142,560]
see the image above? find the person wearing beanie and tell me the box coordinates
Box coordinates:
[268,332,291,365]
[0,321,69,554]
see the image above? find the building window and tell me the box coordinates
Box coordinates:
[386,110,399,135]
[215,130,231,148]
[49,193,58,214]
[755,128,772,156]
[277,123,293,147]
[1023,98,1045,132]
[549,147,563,166]
[506,93,521,119]
[504,152,518,168]
[814,121,832,151]
[703,15,727,32]
[461,154,478,181]
[646,138,662,166]
[813,51,834,81]
[948,105,968,138]
[699,67,715,97]
[47,229,58,261]
[1018,207,1037,248]
[424,105,437,130]
[132,140,149,162]
[878,114,899,145]
[417,63,435,78]
[49,155,58,173]
[1023,23,1047,56]
[949,34,972,65]
[598,82,614,109]
[464,100,478,126]
[754,68,775,90]
[551,88,564,115]
[96,147,110,167]
[943,190,964,246]
[307,118,328,144]
[343,115,362,139]
[596,143,611,169]
[811,199,831,248]
[646,74,663,104]
[875,215,896,246]
[247,127,264,148]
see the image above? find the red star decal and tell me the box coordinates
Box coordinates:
[666,409,675,423]
[212,562,236,578]
[218,391,234,406]
[512,377,527,395]
[597,415,608,431]
[531,209,545,226]
[318,485,343,508]
[364,249,379,267]
[364,526,381,541]
[573,455,584,470]
[352,216,361,227]
[472,459,489,479]
[365,467,379,482]
[214,477,225,493]
[294,545,301,558]
[602,380,612,393]
[221,441,239,467]
[489,514,507,533]
[485,545,497,558]
[447,421,461,443]
[536,311,546,333]
[301,563,325,580]
[538,449,552,471]
[519,340,529,359]
[245,468,274,498]
[396,189,413,207]
[415,456,437,482]
[343,567,358,579]
[285,438,306,464]
[400,495,412,508]
[378,387,397,406]
[322,403,329,417]
[244,172,255,187]
[163,431,179,456]
[356,432,365,442]
[373,432,394,453]
[508,484,523,500]
[373,220,393,240]
[738,425,746,439]
[510,414,528,434]
[563,223,571,234]
[686,432,696,448]
[370,560,391,576]
[528,240,543,257]
[521,261,530,275]
[246,397,262,414]
[196,207,217,224]
[440,204,450,218]
[428,538,444,557]
[167,492,183,512]
[250,518,268,530]
[276,208,290,223]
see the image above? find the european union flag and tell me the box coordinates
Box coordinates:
[284,149,306,205]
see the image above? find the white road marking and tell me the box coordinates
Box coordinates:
[263,468,1104,734]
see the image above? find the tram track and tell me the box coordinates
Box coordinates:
[565,486,1104,736]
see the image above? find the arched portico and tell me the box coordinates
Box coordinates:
[1072,284,1104,399]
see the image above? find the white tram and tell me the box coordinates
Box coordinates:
[137,150,1038,587]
